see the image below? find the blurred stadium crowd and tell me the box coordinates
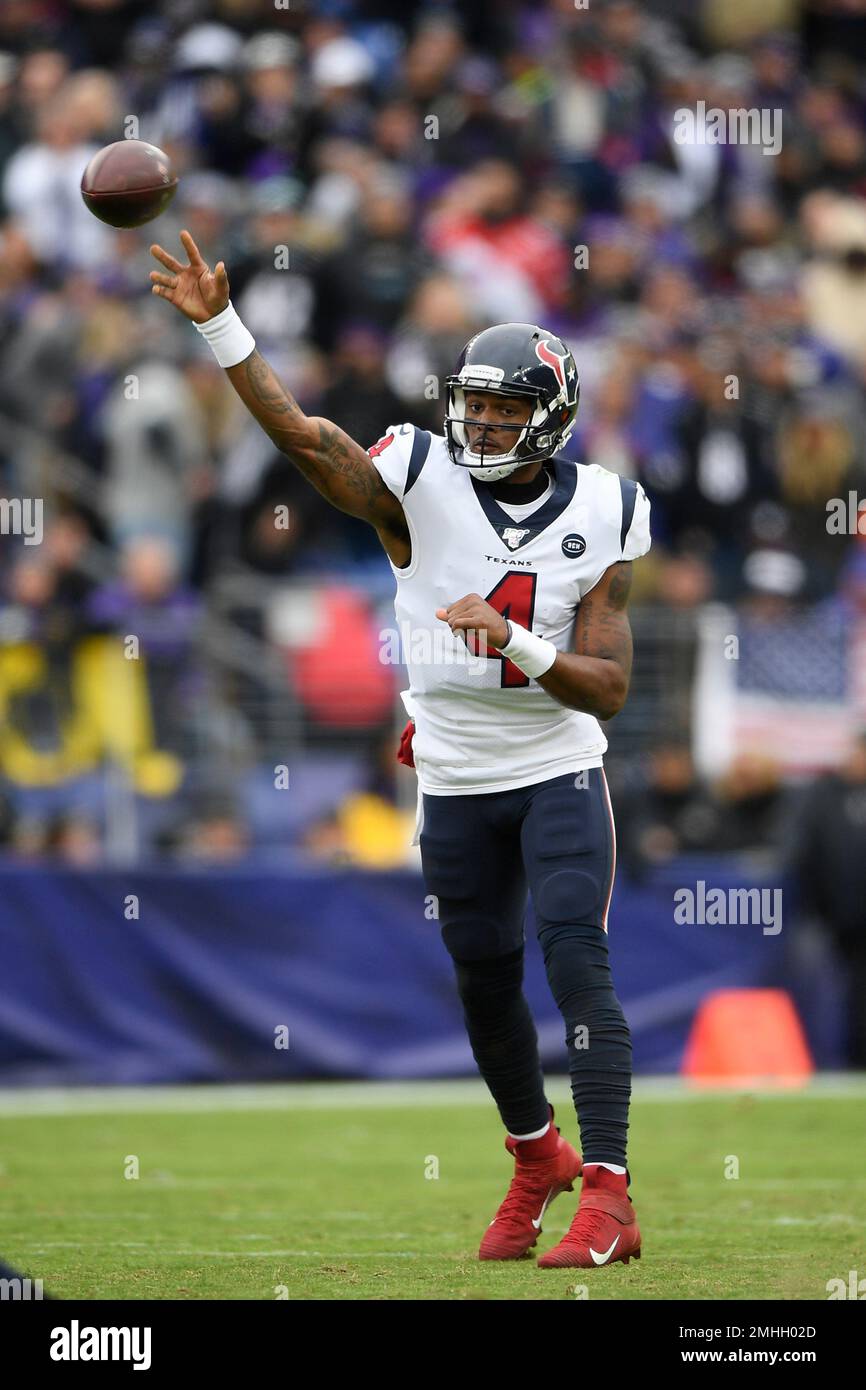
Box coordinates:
[2,0,866,871]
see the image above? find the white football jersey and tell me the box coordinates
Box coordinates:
[370,425,651,795]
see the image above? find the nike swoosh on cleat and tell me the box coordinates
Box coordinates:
[531,1188,555,1230]
[589,1236,620,1265]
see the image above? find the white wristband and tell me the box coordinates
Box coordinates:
[193,300,255,368]
[499,620,558,678]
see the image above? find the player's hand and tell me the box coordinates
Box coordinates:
[436,594,510,649]
[149,229,230,323]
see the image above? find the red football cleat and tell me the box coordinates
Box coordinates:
[537,1164,641,1268]
[478,1106,583,1261]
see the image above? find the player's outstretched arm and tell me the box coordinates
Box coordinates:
[149,231,410,563]
[228,349,408,548]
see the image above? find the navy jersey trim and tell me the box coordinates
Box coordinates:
[618,477,637,554]
[470,456,578,552]
[404,428,432,497]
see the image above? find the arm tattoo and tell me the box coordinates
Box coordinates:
[606,564,632,610]
[313,421,392,507]
[240,354,388,503]
[578,563,633,670]
[244,351,302,418]
[232,349,403,529]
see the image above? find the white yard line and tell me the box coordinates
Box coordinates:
[0,1074,863,1118]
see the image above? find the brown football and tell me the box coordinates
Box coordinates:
[80,140,178,228]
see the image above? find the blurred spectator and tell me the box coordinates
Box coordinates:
[424,159,572,319]
[303,730,416,868]
[617,742,723,877]
[44,811,102,866]
[0,533,96,777]
[176,804,251,862]
[87,536,201,760]
[385,273,479,428]
[229,174,331,384]
[101,361,208,568]
[314,180,430,350]
[712,753,786,855]
[320,325,405,455]
[801,193,866,369]
[2,70,118,269]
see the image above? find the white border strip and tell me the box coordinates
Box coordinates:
[0,1074,864,1117]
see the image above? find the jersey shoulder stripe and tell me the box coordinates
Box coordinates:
[404,428,432,497]
[577,463,651,574]
[618,476,637,553]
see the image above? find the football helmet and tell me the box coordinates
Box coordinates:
[444,322,580,481]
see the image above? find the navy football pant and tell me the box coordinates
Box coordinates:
[420,769,631,1166]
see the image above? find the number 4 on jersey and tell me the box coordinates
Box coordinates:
[476,571,538,688]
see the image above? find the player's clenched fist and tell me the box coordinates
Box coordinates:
[436,594,510,650]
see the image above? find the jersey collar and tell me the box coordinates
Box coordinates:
[470,456,577,553]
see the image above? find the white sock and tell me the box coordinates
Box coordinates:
[508,1121,550,1142]
[584,1161,626,1175]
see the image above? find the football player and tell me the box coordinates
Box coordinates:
[150,230,650,1269]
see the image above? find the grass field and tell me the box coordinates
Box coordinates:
[0,1078,863,1301]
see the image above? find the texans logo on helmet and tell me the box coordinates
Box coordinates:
[536,338,569,391]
